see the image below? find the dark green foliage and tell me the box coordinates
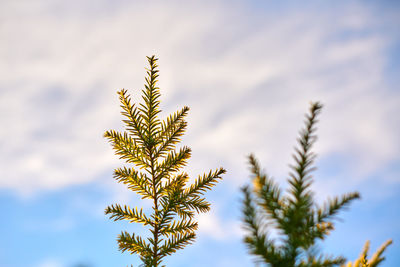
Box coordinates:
[104,56,225,266]
[242,102,360,267]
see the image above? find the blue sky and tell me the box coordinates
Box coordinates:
[0,0,399,266]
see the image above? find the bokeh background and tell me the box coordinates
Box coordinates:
[1,0,399,266]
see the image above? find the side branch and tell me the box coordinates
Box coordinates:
[154,106,189,157]
[185,168,226,197]
[118,231,152,257]
[317,192,360,223]
[105,204,154,226]
[155,146,192,183]
[117,89,148,146]
[114,167,153,199]
[104,130,150,168]
[159,232,196,258]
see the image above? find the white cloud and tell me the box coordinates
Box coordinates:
[197,205,242,241]
[0,0,398,199]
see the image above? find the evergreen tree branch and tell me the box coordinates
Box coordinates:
[185,168,226,197]
[105,56,225,266]
[343,240,393,267]
[159,232,197,258]
[180,196,211,213]
[113,167,153,199]
[117,89,147,146]
[170,201,196,220]
[242,185,284,266]
[317,192,360,224]
[159,172,189,196]
[138,55,162,146]
[155,146,192,183]
[159,219,198,237]
[104,130,150,168]
[105,204,154,226]
[249,154,285,228]
[118,231,152,257]
[154,106,189,158]
[165,196,210,221]
[287,103,322,212]
[368,239,393,267]
[282,103,323,254]
[241,102,367,267]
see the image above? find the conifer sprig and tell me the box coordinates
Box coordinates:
[105,56,225,266]
[242,102,360,266]
[343,240,392,267]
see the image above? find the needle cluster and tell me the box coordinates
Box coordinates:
[343,240,392,267]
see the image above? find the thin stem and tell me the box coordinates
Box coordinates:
[151,152,159,266]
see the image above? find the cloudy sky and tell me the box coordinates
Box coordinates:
[1,0,399,266]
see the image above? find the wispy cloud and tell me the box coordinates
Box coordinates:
[197,205,242,241]
[0,0,398,201]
